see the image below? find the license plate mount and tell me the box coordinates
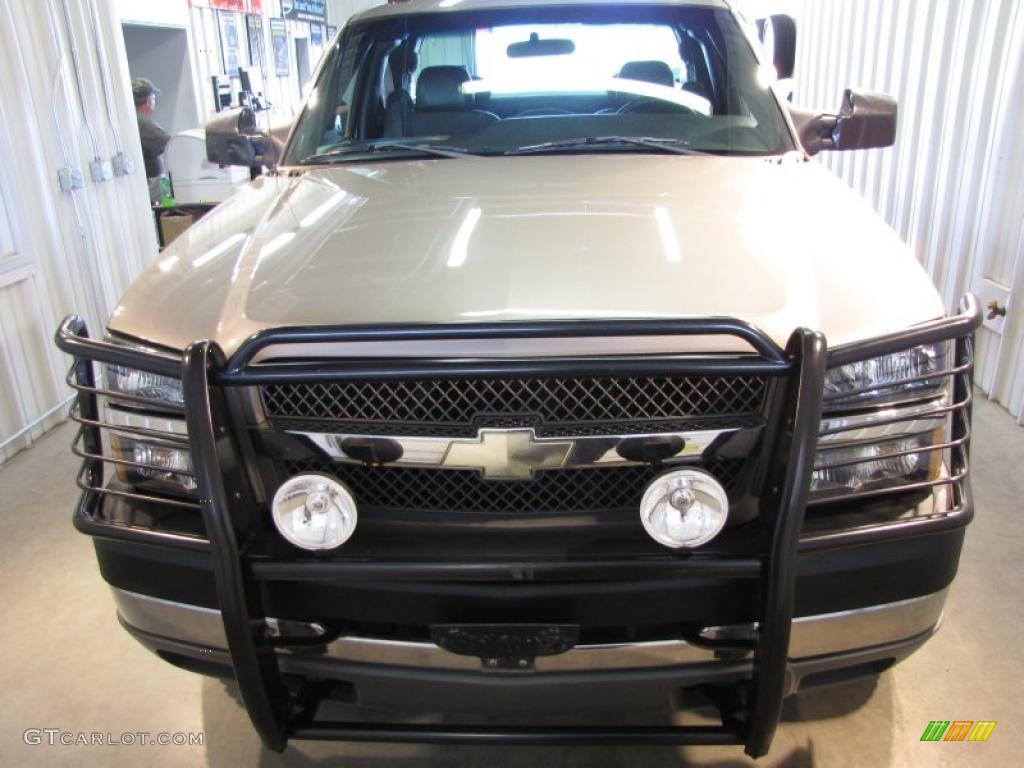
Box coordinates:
[430,624,580,671]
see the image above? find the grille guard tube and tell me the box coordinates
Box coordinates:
[178,317,821,758]
[745,329,825,753]
[183,342,290,751]
[54,299,981,757]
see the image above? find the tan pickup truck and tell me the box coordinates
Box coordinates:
[57,0,980,756]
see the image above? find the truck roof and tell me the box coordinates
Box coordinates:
[354,0,732,24]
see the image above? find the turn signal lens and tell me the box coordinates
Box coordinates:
[271,474,358,551]
[640,469,729,549]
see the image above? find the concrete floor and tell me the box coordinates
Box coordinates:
[1,396,1021,767]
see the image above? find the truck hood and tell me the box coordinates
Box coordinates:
[111,154,944,358]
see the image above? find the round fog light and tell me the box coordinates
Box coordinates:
[272,474,357,551]
[640,469,728,549]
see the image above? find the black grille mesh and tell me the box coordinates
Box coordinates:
[285,458,747,516]
[262,375,768,436]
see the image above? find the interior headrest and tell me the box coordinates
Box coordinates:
[388,42,418,91]
[617,60,675,89]
[416,65,471,110]
[679,35,703,65]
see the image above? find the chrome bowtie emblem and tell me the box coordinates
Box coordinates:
[442,429,573,479]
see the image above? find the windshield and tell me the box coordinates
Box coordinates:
[283,4,794,165]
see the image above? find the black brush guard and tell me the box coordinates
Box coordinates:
[55,303,981,757]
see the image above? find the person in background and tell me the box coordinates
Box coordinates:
[132,77,171,204]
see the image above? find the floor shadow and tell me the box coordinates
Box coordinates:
[202,676,823,768]
[781,675,881,722]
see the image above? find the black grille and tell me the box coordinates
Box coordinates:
[285,459,747,516]
[262,375,768,436]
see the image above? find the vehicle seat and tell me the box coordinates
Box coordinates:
[383,43,418,137]
[616,60,676,88]
[614,60,681,113]
[679,35,716,109]
[408,65,498,137]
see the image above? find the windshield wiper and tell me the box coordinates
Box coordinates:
[506,136,713,156]
[302,141,476,164]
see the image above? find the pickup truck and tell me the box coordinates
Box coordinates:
[56,0,980,757]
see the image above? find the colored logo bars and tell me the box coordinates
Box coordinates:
[920,721,996,742]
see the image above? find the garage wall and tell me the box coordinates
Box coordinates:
[0,0,158,463]
[785,0,1024,422]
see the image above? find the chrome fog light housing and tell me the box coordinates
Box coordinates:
[640,469,729,549]
[272,474,358,551]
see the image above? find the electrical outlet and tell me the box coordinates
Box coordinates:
[90,159,114,182]
[978,278,1011,335]
[57,166,85,193]
[112,152,135,176]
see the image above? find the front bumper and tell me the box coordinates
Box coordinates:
[117,586,946,713]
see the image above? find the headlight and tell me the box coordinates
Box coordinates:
[812,430,941,494]
[814,341,952,501]
[109,432,196,492]
[98,357,193,496]
[824,343,949,410]
[102,363,184,408]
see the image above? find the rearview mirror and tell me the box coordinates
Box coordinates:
[507,33,575,58]
[791,89,898,156]
[756,14,797,80]
[205,107,280,169]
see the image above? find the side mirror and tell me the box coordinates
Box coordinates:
[757,14,797,80]
[268,121,293,158]
[205,107,280,169]
[792,89,898,156]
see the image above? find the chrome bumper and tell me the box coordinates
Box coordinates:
[113,587,946,673]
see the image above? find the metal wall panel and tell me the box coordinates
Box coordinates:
[0,0,158,463]
[786,0,1024,422]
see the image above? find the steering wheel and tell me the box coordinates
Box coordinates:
[513,108,574,118]
[616,99,699,115]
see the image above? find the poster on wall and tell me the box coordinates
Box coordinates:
[246,14,266,76]
[218,11,241,76]
[327,25,337,42]
[310,23,323,50]
[269,17,289,77]
[281,0,326,24]
[189,0,261,10]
